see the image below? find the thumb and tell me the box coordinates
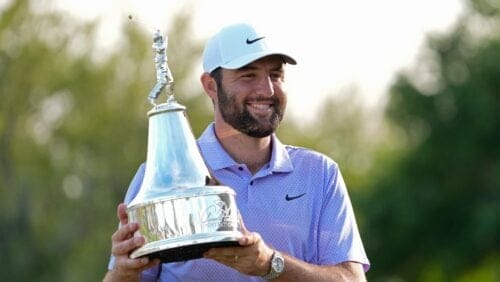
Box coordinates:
[237,211,249,234]
[237,211,254,247]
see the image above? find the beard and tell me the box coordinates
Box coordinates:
[217,86,285,138]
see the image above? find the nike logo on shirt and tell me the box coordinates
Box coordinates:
[285,193,306,201]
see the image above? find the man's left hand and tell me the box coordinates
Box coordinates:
[203,224,274,276]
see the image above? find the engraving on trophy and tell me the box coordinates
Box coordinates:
[200,199,236,231]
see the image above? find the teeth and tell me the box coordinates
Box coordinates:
[248,103,271,110]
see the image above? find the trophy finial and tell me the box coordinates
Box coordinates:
[148,30,175,105]
[128,16,174,105]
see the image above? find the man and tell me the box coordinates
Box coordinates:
[105,23,370,281]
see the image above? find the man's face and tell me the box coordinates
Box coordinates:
[216,56,287,138]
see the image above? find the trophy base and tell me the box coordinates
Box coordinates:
[146,240,240,263]
[127,186,243,263]
[130,232,242,263]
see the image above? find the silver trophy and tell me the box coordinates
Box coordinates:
[126,29,243,262]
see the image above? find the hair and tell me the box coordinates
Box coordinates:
[207,68,222,107]
[209,67,223,89]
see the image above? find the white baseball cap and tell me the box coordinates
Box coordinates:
[202,23,297,73]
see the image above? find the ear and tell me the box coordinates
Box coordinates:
[200,72,218,100]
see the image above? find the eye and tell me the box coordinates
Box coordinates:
[270,72,284,82]
[241,72,256,79]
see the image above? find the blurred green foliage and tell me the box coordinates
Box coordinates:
[0,0,498,281]
[0,1,206,280]
[360,0,500,281]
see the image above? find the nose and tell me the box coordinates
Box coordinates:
[255,76,275,97]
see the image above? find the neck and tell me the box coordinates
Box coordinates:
[214,122,272,175]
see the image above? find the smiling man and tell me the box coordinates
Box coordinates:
[105,23,370,281]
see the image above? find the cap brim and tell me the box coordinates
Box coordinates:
[220,51,297,70]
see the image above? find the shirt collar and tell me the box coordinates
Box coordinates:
[197,123,293,173]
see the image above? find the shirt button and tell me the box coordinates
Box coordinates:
[250,180,254,185]
[238,167,243,171]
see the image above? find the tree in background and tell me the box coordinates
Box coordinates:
[361,0,500,280]
[0,1,207,280]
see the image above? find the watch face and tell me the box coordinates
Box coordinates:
[275,258,284,271]
[273,253,285,272]
[263,251,285,279]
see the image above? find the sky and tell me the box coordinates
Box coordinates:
[50,0,465,121]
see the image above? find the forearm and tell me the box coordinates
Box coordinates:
[274,254,366,282]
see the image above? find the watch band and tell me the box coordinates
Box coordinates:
[262,250,285,280]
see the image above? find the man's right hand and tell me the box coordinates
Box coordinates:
[104,203,160,282]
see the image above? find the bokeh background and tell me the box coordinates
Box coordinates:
[0,0,499,281]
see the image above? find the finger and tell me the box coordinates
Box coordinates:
[220,255,240,265]
[206,175,220,186]
[112,222,139,243]
[239,231,260,246]
[140,258,161,271]
[117,203,129,226]
[204,245,247,261]
[116,256,155,271]
[204,247,231,261]
[112,236,145,256]
[205,167,223,186]
[204,252,237,266]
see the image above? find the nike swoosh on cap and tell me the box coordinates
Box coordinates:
[246,36,265,44]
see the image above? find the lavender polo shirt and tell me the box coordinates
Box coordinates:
[109,123,370,281]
